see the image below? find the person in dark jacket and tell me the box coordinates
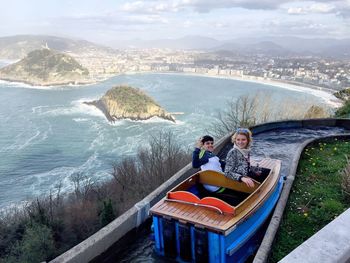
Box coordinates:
[192,135,225,192]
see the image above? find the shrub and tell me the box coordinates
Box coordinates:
[4,223,55,263]
[335,100,350,118]
[341,156,350,201]
[100,199,116,227]
[209,93,329,138]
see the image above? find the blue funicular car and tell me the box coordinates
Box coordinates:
[150,158,283,263]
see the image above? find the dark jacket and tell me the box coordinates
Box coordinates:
[192,148,225,170]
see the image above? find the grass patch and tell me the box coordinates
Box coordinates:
[270,138,350,262]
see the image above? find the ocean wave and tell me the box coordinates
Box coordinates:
[71,98,107,117]
[1,126,50,152]
[0,200,30,215]
[106,116,179,126]
[0,79,96,90]
[88,125,106,151]
[32,105,60,114]
[34,98,106,118]
[108,119,131,127]
[29,153,104,193]
[0,79,56,90]
[73,118,90,122]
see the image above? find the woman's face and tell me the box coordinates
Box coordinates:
[235,134,248,149]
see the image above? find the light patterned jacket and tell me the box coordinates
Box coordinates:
[224,147,250,181]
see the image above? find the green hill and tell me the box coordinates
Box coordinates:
[0,49,91,86]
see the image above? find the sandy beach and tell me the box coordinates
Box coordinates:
[147,71,342,108]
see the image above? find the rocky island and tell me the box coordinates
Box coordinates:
[85,85,176,123]
[0,48,92,86]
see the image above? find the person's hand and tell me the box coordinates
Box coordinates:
[196,137,203,149]
[242,177,255,188]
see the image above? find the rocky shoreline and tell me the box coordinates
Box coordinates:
[0,76,95,87]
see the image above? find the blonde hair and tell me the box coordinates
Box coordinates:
[231,128,253,148]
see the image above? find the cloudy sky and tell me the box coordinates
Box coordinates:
[1,0,350,45]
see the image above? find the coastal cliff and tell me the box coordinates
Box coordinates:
[0,49,92,86]
[85,85,176,123]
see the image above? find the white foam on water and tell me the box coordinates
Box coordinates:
[173,119,185,125]
[32,105,55,114]
[17,130,41,150]
[29,153,103,195]
[107,116,179,125]
[88,130,106,151]
[73,118,89,122]
[140,116,178,124]
[72,98,107,117]
[0,79,56,90]
[0,78,96,90]
[108,119,132,127]
[0,200,31,215]
[35,98,106,118]
[1,124,51,152]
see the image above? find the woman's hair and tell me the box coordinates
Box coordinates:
[231,128,253,148]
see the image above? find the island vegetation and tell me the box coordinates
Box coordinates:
[84,85,176,122]
[0,49,92,86]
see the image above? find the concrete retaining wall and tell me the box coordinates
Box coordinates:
[50,118,350,263]
[279,208,350,263]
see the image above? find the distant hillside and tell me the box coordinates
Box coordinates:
[213,41,293,56]
[108,35,222,50]
[214,36,350,58]
[0,48,91,86]
[110,35,350,58]
[0,35,117,60]
[85,85,175,122]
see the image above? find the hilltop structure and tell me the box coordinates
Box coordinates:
[84,85,176,123]
[0,49,92,86]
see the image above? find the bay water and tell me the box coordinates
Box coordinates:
[0,73,329,209]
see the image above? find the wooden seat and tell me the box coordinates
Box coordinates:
[167,191,235,214]
[198,170,260,194]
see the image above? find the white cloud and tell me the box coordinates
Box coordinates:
[309,3,335,13]
[121,1,145,12]
[288,7,307,14]
[183,20,193,28]
[2,0,350,43]
[120,0,350,14]
[287,3,335,15]
[119,1,183,14]
[263,18,336,37]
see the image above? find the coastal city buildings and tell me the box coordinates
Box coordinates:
[71,49,350,91]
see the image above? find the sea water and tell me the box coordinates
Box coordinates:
[0,73,330,209]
